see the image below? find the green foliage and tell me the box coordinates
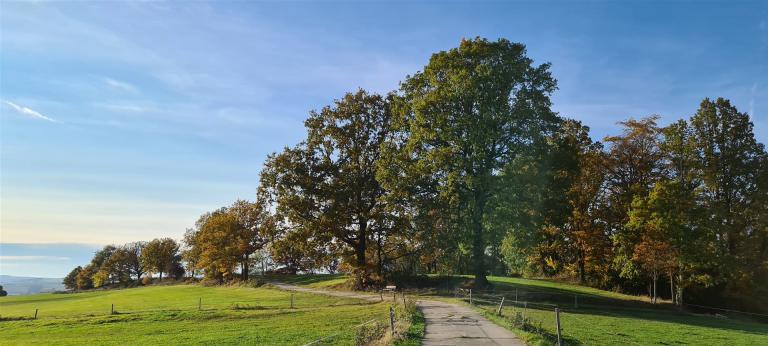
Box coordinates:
[63,266,82,290]
[141,238,181,281]
[58,38,768,313]
[260,89,396,286]
[0,285,7,297]
[386,37,559,285]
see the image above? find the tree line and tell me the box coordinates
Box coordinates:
[63,239,182,290]
[64,38,767,312]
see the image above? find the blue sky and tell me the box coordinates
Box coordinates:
[1,1,766,278]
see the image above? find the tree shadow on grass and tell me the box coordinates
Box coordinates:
[411,275,768,337]
[263,274,347,286]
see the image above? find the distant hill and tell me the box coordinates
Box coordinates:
[0,275,64,295]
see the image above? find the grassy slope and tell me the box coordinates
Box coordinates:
[278,274,768,346]
[263,274,350,289]
[473,276,768,346]
[0,283,389,345]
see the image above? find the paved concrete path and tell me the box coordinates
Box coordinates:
[418,299,524,346]
[270,282,524,346]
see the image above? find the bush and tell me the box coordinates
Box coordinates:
[141,276,153,285]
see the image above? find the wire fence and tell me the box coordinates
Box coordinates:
[450,287,768,346]
[301,292,418,346]
[0,291,376,322]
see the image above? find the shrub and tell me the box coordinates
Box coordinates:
[141,276,153,285]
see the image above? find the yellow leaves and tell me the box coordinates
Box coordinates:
[545,256,558,270]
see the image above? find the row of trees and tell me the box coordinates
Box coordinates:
[63,238,182,290]
[64,38,767,312]
[499,101,767,309]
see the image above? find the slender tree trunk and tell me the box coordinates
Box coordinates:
[669,272,675,305]
[577,249,586,284]
[652,272,658,304]
[376,231,383,276]
[243,259,249,281]
[677,270,684,307]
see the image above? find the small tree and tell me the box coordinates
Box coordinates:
[123,241,147,281]
[76,265,95,290]
[0,285,7,297]
[141,238,180,281]
[63,266,82,290]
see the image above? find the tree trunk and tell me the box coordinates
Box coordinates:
[577,250,586,284]
[356,224,367,268]
[652,272,658,304]
[159,272,163,281]
[677,270,684,307]
[471,195,488,288]
[669,272,675,305]
[352,221,368,289]
[243,260,249,281]
[376,231,383,276]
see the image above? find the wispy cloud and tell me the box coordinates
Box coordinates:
[0,256,70,261]
[94,102,151,113]
[3,101,58,122]
[104,77,138,93]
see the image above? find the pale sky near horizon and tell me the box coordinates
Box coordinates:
[1,1,767,277]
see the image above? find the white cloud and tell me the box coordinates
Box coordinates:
[104,77,138,93]
[0,256,70,261]
[3,101,58,122]
[94,103,151,113]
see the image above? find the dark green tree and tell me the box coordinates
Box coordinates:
[389,38,559,286]
[141,238,180,281]
[63,266,82,290]
[260,90,393,287]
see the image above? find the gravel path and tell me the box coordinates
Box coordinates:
[270,282,524,345]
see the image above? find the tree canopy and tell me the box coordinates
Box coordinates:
[61,39,768,313]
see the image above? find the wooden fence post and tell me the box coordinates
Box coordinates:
[523,301,527,320]
[555,308,562,346]
[34,309,38,319]
[469,289,472,305]
[515,288,518,304]
[389,306,395,336]
[497,296,505,316]
[402,292,406,307]
[111,304,114,315]
[198,297,202,311]
[290,293,294,309]
[380,291,383,302]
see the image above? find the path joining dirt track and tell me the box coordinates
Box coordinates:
[270,283,523,346]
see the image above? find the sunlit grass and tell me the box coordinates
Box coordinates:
[0,283,390,345]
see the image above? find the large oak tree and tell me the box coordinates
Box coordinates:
[260,90,392,287]
[389,38,559,286]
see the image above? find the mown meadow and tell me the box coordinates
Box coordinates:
[0,283,390,345]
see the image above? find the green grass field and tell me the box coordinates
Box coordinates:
[279,274,768,346]
[0,283,390,345]
[2,275,765,345]
[457,276,768,346]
